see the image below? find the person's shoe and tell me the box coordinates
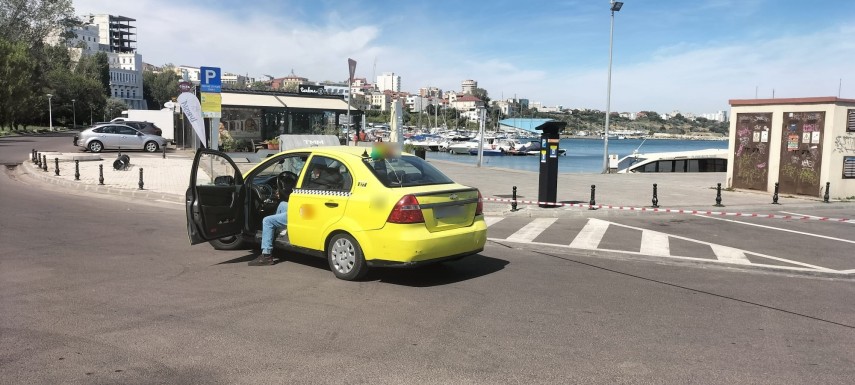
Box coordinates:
[248,253,274,266]
[279,229,287,237]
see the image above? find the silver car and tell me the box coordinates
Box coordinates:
[75,123,167,153]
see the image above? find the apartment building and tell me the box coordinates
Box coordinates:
[376,72,401,92]
[50,13,148,109]
[419,86,442,98]
[461,79,477,95]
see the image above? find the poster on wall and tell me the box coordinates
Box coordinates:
[787,134,799,151]
[811,131,821,144]
[802,132,811,144]
[761,131,768,143]
[753,132,760,142]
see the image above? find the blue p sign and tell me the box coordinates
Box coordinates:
[200,66,221,93]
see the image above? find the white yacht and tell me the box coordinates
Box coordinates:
[615,148,728,173]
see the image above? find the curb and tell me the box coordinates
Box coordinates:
[19,159,184,204]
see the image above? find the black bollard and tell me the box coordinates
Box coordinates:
[162,143,166,159]
[36,152,41,167]
[54,158,59,176]
[511,186,518,212]
[589,184,596,210]
[138,167,144,190]
[32,149,36,162]
[99,164,104,185]
[42,155,48,171]
[74,160,80,180]
[714,183,724,207]
[772,182,780,204]
[652,183,659,208]
[823,182,830,203]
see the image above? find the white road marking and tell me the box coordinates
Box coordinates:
[779,211,855,224]
[597,219,835,271]
[156,200,183,206]
[569,218,609,249]
[709,244,751,264]
[485,216,504,227]
[490,217,839,272]
[640,230,671,257]
[506,218,557,243]
[517,239,845,275]
[696,214,855,245]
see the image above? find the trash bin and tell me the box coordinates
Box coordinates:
[535,121,567,207]
[113,154,130,170]
[414,147,426,160]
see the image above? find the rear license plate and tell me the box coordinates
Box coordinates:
[434,205,463,219]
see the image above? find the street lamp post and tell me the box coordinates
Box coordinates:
[602,0,623,174]
[71,99,76,129]
[46,94,53,131]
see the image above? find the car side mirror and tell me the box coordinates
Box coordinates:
[137,132,143,136]
[214,175,235,186]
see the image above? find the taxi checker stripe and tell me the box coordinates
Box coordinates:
[481,197,853,223]
[294,188,351,197]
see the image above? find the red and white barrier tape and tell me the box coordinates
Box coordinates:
[483,197,853,223]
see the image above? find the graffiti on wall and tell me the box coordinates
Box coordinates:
[834,135,855,154]
[733,113,771,190]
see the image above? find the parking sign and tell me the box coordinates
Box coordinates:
[200,66,221,93]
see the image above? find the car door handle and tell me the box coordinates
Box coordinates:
[324,202,339,208]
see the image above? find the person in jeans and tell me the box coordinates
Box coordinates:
[248,201,288,266]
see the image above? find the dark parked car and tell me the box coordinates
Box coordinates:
[119,121,163,137]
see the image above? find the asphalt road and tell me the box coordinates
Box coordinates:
[2,134,854,384]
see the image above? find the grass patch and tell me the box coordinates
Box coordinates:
[0,126,67,137]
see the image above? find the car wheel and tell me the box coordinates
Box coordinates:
[209,235,245,250]
[144,141,159,152]
[88,141,103,153]
[327,233,368,281]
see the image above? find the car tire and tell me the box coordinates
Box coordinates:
[88,141,103,153]
[144,141,159,152]
[209,235,245,250]
[327,233,368,281]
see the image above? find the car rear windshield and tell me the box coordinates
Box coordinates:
[363,155,454,187]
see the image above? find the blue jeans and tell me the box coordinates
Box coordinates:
[261,201,288,255]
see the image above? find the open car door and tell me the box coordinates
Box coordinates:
[186,149,245,245]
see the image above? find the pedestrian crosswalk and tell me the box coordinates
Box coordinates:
[484,216,842,274]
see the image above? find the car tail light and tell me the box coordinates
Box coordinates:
[475,190,483,216]
[387,194,424,224]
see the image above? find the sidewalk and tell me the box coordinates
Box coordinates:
[20,148,844,217]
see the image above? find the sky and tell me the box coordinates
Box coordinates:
[72,0,855,115]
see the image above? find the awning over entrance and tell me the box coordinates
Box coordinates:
[279,95,355,111]
[221,92,357,112]
[221,93,286,108]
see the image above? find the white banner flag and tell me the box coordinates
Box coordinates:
[178,92,206,148]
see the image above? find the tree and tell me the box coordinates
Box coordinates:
[143,68,179,110]
[0,37,38,129]
[104,98,128,120]
[282,83,298,93]
[249,81,270,91]
[0,0,75,47]
[471,87,490,105]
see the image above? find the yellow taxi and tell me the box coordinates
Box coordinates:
[185,144,487,280]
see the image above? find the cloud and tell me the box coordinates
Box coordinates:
[72,0,855,115]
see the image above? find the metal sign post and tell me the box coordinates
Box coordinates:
[347,58,356,145]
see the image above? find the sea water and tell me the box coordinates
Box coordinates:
[427,138,729,174]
